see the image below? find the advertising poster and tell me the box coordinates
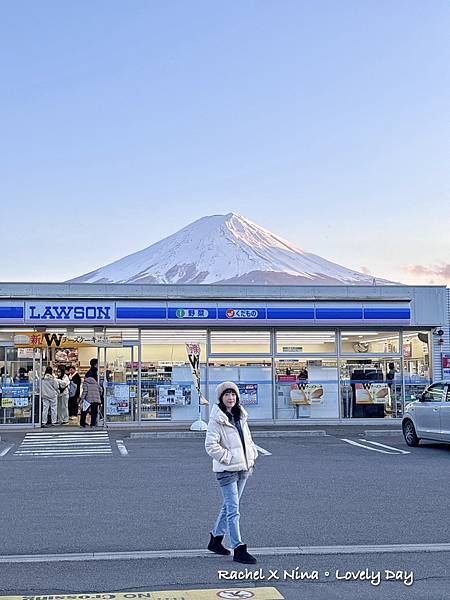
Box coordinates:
[290,383,324,405]
[54,348,79,363]
[106,383,130,415]
[355,383,390,404]
[442,354,450,379]
[237,383,258,405]
[158,385,192,406]
[0,385,30,408]
[304,383,324,403]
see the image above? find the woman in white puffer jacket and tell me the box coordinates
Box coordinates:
[205,381,258,565]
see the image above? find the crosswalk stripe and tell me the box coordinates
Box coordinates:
[18,450,111,454]
[19,440,110,445]
[15,431,113,457]
[23,431,108,436]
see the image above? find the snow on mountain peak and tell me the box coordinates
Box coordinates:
[68,213,391,285]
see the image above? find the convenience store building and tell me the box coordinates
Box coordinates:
[0,283,448,428]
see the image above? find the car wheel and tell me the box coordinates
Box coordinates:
[403,420,420,447]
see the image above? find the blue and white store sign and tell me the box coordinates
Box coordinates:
[0,302,24,322]
[168,306,218,320]
[218,307,266,320]
[25,302,115,322]
[0,300,411,326]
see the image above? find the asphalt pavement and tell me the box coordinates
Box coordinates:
[0,428,449,599]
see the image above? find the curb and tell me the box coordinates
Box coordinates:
[130,432,206,439]
[1,542,450,563]
[130,430,327,439]
[253,430,327,438]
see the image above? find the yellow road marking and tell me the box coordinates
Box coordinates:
[0,588,284,600]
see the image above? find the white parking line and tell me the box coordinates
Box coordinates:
[359,439,410,454]
[341,438,399,454]
[116,440,129,456]
[0,445,13,457]
[254,444,272,456]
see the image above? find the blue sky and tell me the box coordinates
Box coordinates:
[1,1,448,284]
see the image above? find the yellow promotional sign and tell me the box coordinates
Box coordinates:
[13,332,122,349]
[0,589,284,600]
[1,398,14,408]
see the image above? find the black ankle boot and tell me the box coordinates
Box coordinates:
[233,543,257,564]
[208,533,231,555]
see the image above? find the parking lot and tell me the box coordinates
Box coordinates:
[0,429,449,599]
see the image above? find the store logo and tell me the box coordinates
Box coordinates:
[226,309,258,319]
[27,304,112,320]
[175,308,209,318]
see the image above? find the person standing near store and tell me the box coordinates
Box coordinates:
[79,371,102,428]
[85,357,98,380]
[56,365,70,425]
[205,381,258,564]
[68,365,81,420]
[41,366,59,427]
[386,362,396,387]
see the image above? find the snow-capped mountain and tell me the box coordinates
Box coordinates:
[68,213,391,285]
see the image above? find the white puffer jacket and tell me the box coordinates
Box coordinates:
[41,374,59,401]
[205,404,258,472]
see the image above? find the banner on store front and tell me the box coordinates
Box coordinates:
[442,354,450,379]
[13,332,123,348]
[186,342,208,405]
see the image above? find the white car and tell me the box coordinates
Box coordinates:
[402,381,450,446]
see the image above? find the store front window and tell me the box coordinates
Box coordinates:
[402,331,431,403]
[208,358,272,419]
[276,331,336,354]
[340,358,402,419]
[139,329,207,422]
[275,359,338,419]
[210,331,271,354]
[0,338,36,425]
[340,331,400,354]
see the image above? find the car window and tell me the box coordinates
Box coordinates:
[422,384,445,403]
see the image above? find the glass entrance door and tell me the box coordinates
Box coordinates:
[102,343,140,423]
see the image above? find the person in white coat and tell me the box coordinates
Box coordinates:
[41,366,59,427]
[205,381,258,565]
[56,365,70,425]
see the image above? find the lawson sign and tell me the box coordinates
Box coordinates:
[25,302,115,322]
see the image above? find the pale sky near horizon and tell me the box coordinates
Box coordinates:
[1,1,448,285]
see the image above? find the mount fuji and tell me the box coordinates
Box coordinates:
[68,213,391,285]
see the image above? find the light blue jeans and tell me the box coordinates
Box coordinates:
[211,471,249,549]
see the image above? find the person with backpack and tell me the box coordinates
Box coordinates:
[68,365,81,421]
[56,365,70,425]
